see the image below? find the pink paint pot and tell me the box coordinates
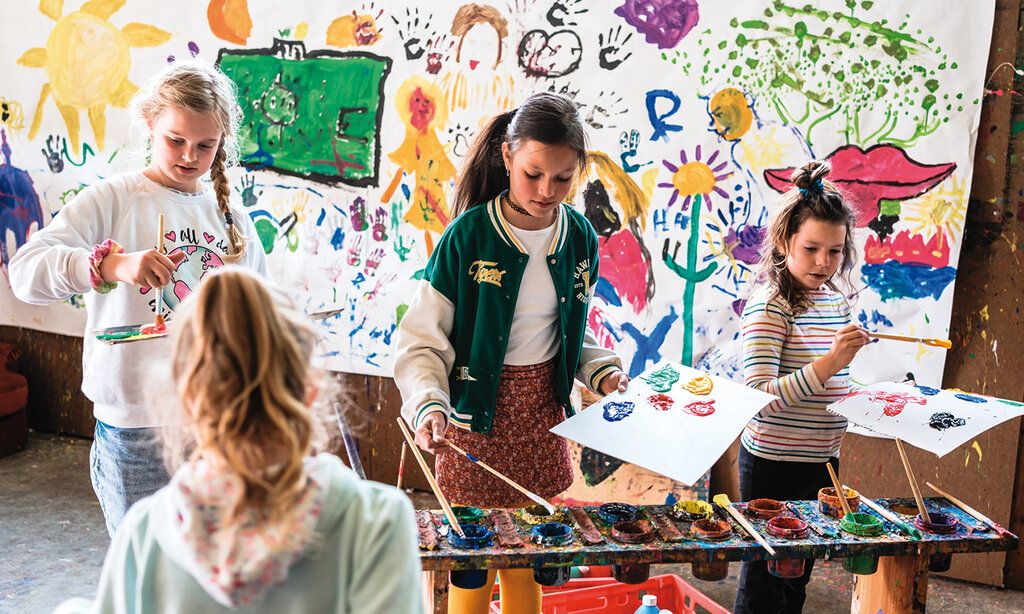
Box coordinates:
[692,560,729,581]
[914,511,958,535]
[746,498,785,520]
[818,487,860,519]
[766,516,810,539]
[691,518,732,541]
[767,558,806,579]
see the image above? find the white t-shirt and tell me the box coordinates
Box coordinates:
[504,221,560,365]
[9,172,269,428]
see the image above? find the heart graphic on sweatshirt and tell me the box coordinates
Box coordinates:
[203,232,215,244]
[164,231,176,242]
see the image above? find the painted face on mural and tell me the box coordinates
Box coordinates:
[145,106,223,193]
[502,140,578,229]
[459,23,501,70]
[408,87,436,134]
[785,218,848,290]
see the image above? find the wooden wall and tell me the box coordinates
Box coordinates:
[2,0,1023,587]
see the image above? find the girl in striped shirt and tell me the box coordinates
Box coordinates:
[734,160,869,613]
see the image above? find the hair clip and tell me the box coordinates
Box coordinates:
[798,178,824,197]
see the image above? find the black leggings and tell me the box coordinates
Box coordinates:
[733,446,839,614]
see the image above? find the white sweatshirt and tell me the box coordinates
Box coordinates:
[9,172,268,428]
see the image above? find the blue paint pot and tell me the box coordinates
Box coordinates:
[450,523,494,550]
[530,522,575,547]
[449,569,490,589]
[598,502,638,524]
[533,564,572,586]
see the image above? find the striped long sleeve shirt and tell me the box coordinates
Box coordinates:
[740,284,852,462]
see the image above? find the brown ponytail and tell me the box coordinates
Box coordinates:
[210,143,247,263]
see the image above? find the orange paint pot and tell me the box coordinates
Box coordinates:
[818,487,860,519]
[746,498,785,520]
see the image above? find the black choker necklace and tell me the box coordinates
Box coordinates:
[504,194,532,217]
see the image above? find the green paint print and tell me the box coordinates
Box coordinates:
[642,364,681,392]
[677,1,967,149]
[219,41,392,187]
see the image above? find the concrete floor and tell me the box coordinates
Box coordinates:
[2,433,1024,613]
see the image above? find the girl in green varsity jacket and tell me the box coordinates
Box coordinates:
[394,92,629,614]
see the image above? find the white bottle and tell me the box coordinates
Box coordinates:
[633,594,660,614]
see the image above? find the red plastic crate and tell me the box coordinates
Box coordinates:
[489,574,728,614]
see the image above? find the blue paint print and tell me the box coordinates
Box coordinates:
[0,130,45,269]
[595,277,622,307]
[646,89,683,142]
[330,228,346,250]
[603,401,635,422]
[954,393,987,403]
[621,306,678,377]
[915,385,941,396]
[859,309,895,329]
[861,261,957,301]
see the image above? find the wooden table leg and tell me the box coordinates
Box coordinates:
[422,570,448,614]
[851,554,929,614]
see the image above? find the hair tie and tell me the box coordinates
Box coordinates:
[798,178,824,197]
[224,211,234,226]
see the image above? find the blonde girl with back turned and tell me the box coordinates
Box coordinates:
[56,268,423,613]
[394,91,629,614]
[734,160,869,613]
[10,61,268,537]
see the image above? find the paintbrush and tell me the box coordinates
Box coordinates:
[395,418,464,537]
[895,439,932,524]
[824,463,854,518]
[712,494,777,556]
[154,214,166,330]
[442,438,557,514]
[710,501,749,538]
[808,326,951,349]
[785,502,839,539]
[926,481,1010,535]
[396,442,407,489]
[847,485,922,540]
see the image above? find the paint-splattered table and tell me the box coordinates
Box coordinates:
[418,498,1017,613]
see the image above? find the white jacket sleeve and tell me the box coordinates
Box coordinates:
[576,284,624,393]
[9,184,113,304]
[393,279,456,429]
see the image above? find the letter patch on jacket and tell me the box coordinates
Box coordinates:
[468,260,506,287]
[455,366,478,381]
[574,259,591,303]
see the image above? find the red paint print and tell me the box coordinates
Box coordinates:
[683,399,716,417]
[648,393,674,411]
[846,390,927,416]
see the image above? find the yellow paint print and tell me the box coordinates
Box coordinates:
[683,374,714,395]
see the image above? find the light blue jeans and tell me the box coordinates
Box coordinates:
[89,420,170,537]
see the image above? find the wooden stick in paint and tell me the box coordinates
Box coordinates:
[926,481,1008,534]
[808,326,951,349]
[442,438,556,514]
[711,494,776,556]
[846,485,922,540]
[895,438,932,524]
[824,462,854,518]
[395,417,464,537]
[396,441,408,490]
[154,214,166,329]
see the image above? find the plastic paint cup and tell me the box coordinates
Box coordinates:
[839,512,885,537]
[691,560,730,581]
[597,502,639,524]
[612,562,651,584]
[671,499,714,522]
[767,558,806,578]
[449,569,489,589]
[611,520,656,544]
[914,511,958,535]
[450,523,494,549]
[530,522,575,547]
[441,506,484,526]
[690,518,732,541]
[818,487,861,519]
[533,564,572,586]
[518,505,564,525]
[843,553,879,575]
[766,516,809,539]
[746,498,785,520]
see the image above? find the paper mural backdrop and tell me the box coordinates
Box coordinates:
[551,360,777,485]
[828,383,1024,457]
[0,1,997,388]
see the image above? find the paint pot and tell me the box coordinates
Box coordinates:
[533,563,572,586]
[449,569,490,589]
[839,512,884,537]
[441,506,484,526]
[914,511,958,535]
[518,505,564,525]
[842,554,879,575]
[611,520,656,544]
[890,503,918,516]
[690,518,732,541]
[450,523,494,550]
[612,562,651,584]
[597,502,639,524]
[818,487,861,519]
[746,498,785,520]
[671,499,714,522]
[691,560,730,581]
[929,552,954,572]
[530,522,575,547]
[765,516,810,579]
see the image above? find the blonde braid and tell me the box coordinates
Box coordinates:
[210,143,247,263]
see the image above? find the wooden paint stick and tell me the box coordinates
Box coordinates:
[808,326,951,349]
[926,481,1008,535]
[848,485,922,540]
[155,214,166,329]
[824,462,854,517]
[395,417,464,537]
[443,438,556,514]
[396,441,408,490]
[895,439,931,524]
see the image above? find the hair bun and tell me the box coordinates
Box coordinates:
[790,160,831,190]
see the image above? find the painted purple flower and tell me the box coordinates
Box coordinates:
[725,225,765,265]
[614,0,700,49]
